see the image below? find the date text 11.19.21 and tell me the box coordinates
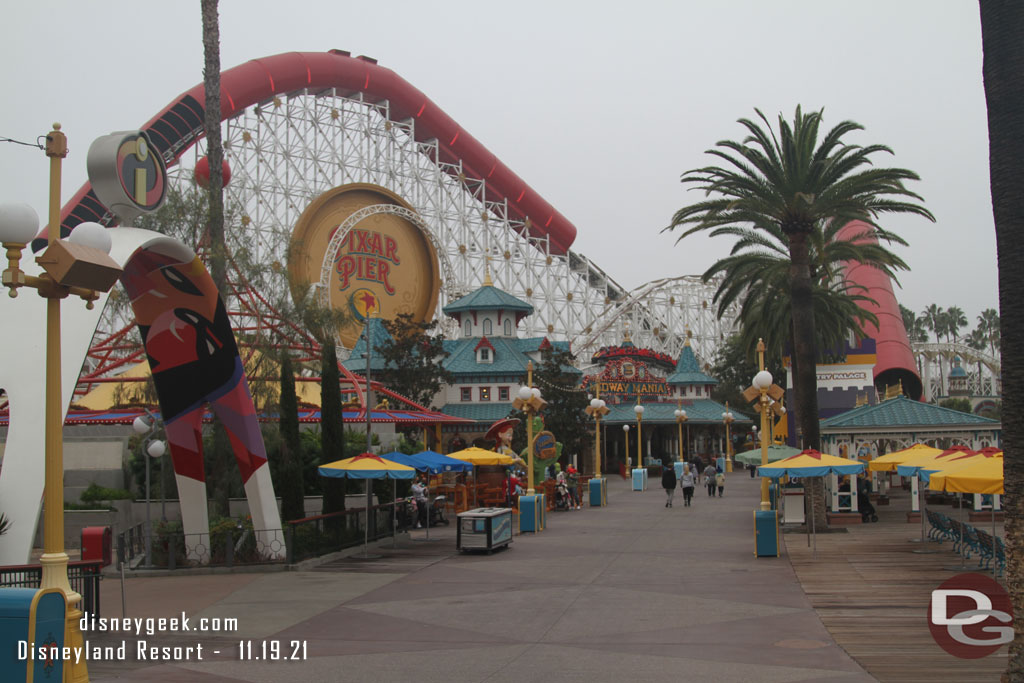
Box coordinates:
[238,640,307,661]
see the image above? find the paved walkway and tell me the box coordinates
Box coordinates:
[87,472,873,682]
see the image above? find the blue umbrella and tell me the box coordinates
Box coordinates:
[411,449,475,473]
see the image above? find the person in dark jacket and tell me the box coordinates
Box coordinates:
[662,462,677,507]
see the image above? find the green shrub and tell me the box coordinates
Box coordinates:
[80,483,133,503]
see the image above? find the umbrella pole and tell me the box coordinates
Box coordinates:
[364,479,370,557]
[944,495,970,571]
[912,475,938,554]
[392,479,397,549]
[992,506,997,575]
[811,481,816,560]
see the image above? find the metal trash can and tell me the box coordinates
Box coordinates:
[0,587,68,681]
[457,508,514,552]
[588,477,607,507]
[754,509,780,557]
[631,468,648,491]
[518,494,545,533]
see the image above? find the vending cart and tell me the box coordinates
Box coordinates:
[457,507,514,552]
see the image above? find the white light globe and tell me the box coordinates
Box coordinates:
[634,404,644,415]
[132,415,151,434]
[518,386,532,400]
[0,202,40,244]
[753,370,773,390]
[679,410,687,419]
[67,222,112,254]
[780,406,787,414]
[674,409,681,418]
[147,440,167,458]
[623,424,629,432]
[531,387,542,399]
[597,399,606,410]
[590,398,601,408]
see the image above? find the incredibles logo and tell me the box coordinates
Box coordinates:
[116,133,165,210]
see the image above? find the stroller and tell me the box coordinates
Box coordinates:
[858,479,878,523]
[554,478,572,511]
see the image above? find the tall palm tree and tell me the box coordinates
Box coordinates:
[946,306,968,344]
[979,307,1001,356]
[922,303,945,343]
[922,303,948,397]
[667,107,933,458]
[979,1,1024,675]
[900,304,929,343]
[201,0,226,295]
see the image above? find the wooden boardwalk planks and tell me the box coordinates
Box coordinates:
[786,499,1006,682]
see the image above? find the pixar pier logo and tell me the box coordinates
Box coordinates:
[929,573,1012,658]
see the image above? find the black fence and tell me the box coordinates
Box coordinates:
[114,499,415,569]
[0,560,103,616]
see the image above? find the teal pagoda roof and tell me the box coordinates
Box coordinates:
[603,400,749,424]
[666,342,718,386]
[340,318,393,372]
[820,396,1000,430]
[442,284,533,317]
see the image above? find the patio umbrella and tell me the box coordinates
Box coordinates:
[379,450,473,542]
[896,446,975,552]
[448,447,517,507]
[868,443,944,472]
[734,444,801,466]
[759,450,866,557]
[928,455,1003,572]
[318,453,416,555]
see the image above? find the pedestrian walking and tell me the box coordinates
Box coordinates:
[662,462,677,507]
[703,462,717,497]
[716,469,725,497]
[679,463,696,506]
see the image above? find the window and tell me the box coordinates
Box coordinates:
[504,319,512,336]
[483,318,492,335]
[479,347,491,362]
[498,386,510,401]
[461,387,472,402]
[479,387,491,402]
[464,318,472,337]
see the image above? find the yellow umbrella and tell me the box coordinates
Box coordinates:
[448,447,516,466]
[868,444,944,472]
[929,456,1003,495]
[448,447,516,508]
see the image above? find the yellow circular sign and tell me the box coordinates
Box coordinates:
[287,184,441,348]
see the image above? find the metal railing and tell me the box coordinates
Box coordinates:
[112,499,414,569]
[0,561,103,616]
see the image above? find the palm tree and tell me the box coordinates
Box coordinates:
[922,303,948,397]
[900,304,929,343]
[946,306,968,344]
[978,307,1001,356]
[667,107,933,459]
[979,2,1024,676]
[922,304,945,343]
[201,0,226,295]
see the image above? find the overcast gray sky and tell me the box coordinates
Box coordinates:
[0,1,997,331]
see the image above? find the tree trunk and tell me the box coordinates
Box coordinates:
[201,0,226,295]
[788,231,826,523]
[980,2,1024,679]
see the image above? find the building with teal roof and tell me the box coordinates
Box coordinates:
[820,395,1001,458]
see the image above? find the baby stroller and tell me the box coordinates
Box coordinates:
[554,478,572,511]
[858,479,878,523]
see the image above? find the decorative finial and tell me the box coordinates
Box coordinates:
[483,255,493,287]
[684,327,692,347]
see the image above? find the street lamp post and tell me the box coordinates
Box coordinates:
[585,391,609,476]
[633,404,644,472]
[744,339,786,511]
[513,361,546,494]
[0,124,124,683]
[674,403,688,463]
[722,402,735,472]
[623,424,630,472]
[132,413,166,567]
